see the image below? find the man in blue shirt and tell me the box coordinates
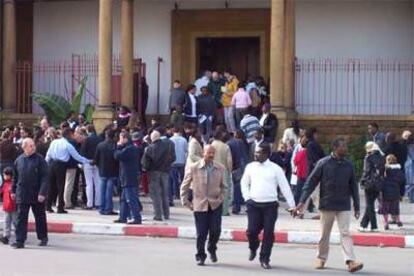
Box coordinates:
[45,128,90,213]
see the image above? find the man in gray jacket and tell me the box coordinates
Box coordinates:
[142,130,176,221]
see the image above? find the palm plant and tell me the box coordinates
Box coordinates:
[32,77,94,126]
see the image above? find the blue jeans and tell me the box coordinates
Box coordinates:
[406,183,414,203]
[119,185,142,223]
[169,165,184,204]
[232,179,243,213]
[99,177,116,214]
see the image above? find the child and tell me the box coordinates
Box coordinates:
[0,167,17,244]
[380,154,405,230]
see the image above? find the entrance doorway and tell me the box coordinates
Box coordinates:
[196,37,260,81]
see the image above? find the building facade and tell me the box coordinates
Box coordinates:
[1,0,414,138]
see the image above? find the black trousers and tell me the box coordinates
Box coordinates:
[246,201,279,263]
[15,203,48,244]
[194,205,222,260]
[360,190,378,229]
[47,160,67,211]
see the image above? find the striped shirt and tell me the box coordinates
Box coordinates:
[240,115,261,144]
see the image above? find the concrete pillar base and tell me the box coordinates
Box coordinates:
[271,107,298,142]
[92,108,115,133]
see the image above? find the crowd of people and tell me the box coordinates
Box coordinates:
[0,68,413,272]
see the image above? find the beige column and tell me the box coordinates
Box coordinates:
[120,0,134,108]
[270,0,285,109]
[283,0,295,110]
[93,0,114,132]
[2,0,16,111]
[98,0,113,109]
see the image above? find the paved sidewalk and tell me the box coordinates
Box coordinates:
[1,195,413,248]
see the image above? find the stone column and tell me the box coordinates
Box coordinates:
[120,0,134,109]
[93,0,114,132]
[2,0,16,112]
[270,0,285,109]
[283,0,295,110]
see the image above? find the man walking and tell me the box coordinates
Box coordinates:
[11,138,49,248]
[295,138,363,273]
[181,145,227,266]
[114,131,142,224]
[142,130,176,221]
[241,142,295,269]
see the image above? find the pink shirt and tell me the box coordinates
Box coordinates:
[231,88,252,109]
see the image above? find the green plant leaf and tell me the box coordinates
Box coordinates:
[71,76,87,115]
[84,103,95,124]
[32,92,71,126]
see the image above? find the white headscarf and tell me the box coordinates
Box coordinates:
[365,141,384,156]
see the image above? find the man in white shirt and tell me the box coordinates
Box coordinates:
[241,142,295,270]
[194,70,212,96]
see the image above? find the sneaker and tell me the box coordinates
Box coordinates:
[357,227,368,233]
[0,237,9,245]
[397,222,403,228]
[315,259,325,270]
[348,261,363,273]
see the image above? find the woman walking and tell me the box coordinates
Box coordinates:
[359,142,385,232]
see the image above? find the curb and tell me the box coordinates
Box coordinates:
[24,221,413,248]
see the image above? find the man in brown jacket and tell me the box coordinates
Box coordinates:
[181,145,227,266]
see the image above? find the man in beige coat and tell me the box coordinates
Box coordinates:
[181,145,227,266]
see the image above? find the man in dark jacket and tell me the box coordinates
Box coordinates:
[11,138,49,249]
[197,86,216,143]
[113,131,142,224]
[81,125,103,209]
[169,80,186,113]
[142,130,176,221]
[384,132,407,171]
[207,71,226,126]
[95,128,118,215]
[304,127,325,217]
[295,138,363,273]
[183,84,198,124]
[259,103,278,143]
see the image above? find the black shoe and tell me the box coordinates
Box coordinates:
[11,242,24,249]
[196,258,205,266]
[169,202,175,207]
[153,217,163,221]
[57,209,68,214]
[38,238,48,246]
[82,206,94,210]
[389,220,397,225]
[47,208,54,213]
[108,211,118,215]
[210,252,218,263]
[0,237,9,245]
[397,222,403,227]
[113,219,127,224]
[261,261,271,270]
[249,250,257,261]
[127,220,142,225]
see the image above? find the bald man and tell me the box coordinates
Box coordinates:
[181,145,227,266]
[11,138,49,249]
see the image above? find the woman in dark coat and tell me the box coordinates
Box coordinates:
[259,103,278,144]
[359,142,385,232]
[380,154,405,230]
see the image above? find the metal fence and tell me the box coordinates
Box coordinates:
[295,58,414,115]
[15,54,146,114]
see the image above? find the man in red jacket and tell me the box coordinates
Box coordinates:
[0,167,17,244]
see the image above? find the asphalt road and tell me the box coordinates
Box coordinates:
[0,234,412,276]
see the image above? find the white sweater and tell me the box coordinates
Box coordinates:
[241,159,296,208]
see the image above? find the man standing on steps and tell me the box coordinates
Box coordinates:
[180,145,227,266]
[11,138,49,249]
[241,142,295,270]
[294,138,363,273]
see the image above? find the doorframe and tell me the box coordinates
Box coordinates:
[189,31,266,82]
